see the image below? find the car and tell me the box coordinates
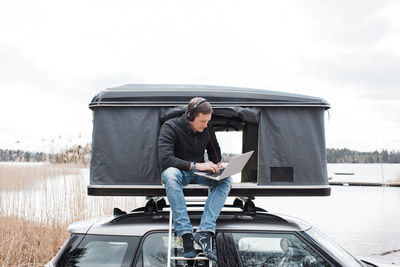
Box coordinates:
[45,196,383,267]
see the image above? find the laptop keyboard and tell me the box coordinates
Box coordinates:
[206,168,225,177]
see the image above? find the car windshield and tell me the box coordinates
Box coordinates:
[302,227,366,267]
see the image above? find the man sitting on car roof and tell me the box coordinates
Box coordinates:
[158,97,232,261]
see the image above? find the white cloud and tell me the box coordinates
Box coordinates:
[1,0,399,152]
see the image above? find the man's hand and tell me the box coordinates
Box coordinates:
[195,162,220,173]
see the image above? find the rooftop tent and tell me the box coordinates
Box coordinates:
[88,84,331,196]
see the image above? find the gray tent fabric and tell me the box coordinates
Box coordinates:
[258,107,328,185]
[212,107,260,123]
[89,105,328,186]
[90,107,161,185]
[159,106,260,124]
[159,106,186,123]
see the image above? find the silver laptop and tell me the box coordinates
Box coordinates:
[195,151,254,181]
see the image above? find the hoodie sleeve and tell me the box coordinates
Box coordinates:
[158,121,192,171]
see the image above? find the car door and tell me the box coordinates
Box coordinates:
[216,231,337,267]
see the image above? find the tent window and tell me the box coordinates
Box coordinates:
[270,167,294,182]
[216,131,243,183]
[213,116,259,184]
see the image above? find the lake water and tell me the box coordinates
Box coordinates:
[328,163,400,184]
[1,163,400,265]
[255,186,400,265]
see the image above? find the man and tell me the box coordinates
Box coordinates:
[158,97,232,261]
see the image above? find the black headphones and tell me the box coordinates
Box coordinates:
[187,99,208,121]
[187,98,220,162]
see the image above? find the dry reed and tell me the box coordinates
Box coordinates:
[0,216,69,266]
[0,163,140,267]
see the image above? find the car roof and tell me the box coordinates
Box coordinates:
[68,208,312,236]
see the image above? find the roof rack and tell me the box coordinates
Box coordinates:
[110,196,288,224]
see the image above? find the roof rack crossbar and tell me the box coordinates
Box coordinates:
[110,209,289,224]
[110,197,275,223]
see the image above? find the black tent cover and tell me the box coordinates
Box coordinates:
[88,84,331,196]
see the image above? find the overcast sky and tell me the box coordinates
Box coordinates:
[1,0,399,153]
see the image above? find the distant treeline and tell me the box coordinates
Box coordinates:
[326,148,400,163]
[1,146,399,164]
[222,149,400,163]
[0,144,91,165]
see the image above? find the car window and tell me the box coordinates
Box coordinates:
[231,232,331,267]
[55,234,139,267]
[141,232,216,267]
[47,234,82,266]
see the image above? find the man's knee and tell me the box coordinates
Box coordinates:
[219,176,233,190]
[162,167,183,184]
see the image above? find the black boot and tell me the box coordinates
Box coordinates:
[182,233,196,258]
[194,231,217,261]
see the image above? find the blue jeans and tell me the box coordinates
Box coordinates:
[162,167,233,237]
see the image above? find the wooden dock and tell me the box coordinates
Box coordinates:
[329,181,400,187]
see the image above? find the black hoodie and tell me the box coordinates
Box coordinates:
[158,113,221,171]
